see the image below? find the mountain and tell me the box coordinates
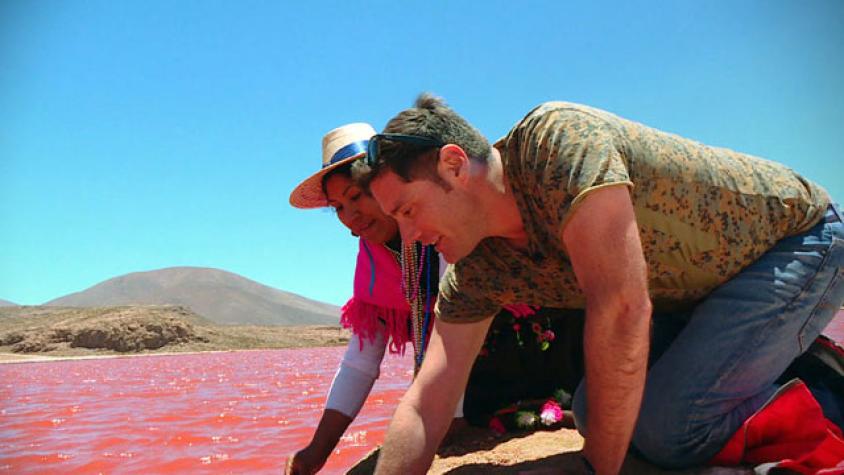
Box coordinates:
[0,299,17,307]
[45,267,340,326]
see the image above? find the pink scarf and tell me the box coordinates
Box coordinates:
[340,239,412,354]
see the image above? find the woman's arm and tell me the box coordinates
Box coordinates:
[287,330,388,474]
[325,330,387,415]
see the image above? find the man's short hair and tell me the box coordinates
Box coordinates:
[355,93,490,189]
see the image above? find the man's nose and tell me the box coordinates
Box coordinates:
[399,222,421,243]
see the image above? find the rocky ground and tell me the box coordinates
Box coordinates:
[0,305,349,362]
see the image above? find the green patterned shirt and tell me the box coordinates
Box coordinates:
[437,102,830,323]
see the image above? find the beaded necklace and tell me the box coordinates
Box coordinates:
[400,241,434,373]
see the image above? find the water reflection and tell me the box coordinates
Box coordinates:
[0,347,412,474]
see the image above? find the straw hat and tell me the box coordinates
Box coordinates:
[289,123,376,209]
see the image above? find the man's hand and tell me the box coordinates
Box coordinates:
[562,185,652,475]
[375,316,492,474]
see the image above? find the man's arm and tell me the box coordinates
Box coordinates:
[375,316,492,474]
[562,185,651,475]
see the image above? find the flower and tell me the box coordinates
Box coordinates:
[543,329,555,341]
[512,323,521,332]
[488,416,506,435]
[515,411,538,429]
[539,400,564,426]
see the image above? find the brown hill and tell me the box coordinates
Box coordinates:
[0,299,16,307]
[45,267,339,326]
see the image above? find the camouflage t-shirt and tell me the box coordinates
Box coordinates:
[437,102,830,323]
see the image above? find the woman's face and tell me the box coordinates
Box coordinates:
[324,172,399,244]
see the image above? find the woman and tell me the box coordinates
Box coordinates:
[286,123,442,475]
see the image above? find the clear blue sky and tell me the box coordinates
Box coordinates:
[2,0,842,306]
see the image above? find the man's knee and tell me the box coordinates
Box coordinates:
[631,388,686,466]
[632,395,722,468]
[632,418,695,468]
[575,380,728,468]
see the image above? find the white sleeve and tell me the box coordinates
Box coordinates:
[324,326,388,418]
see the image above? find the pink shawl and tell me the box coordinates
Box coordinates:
[340,239,412,354]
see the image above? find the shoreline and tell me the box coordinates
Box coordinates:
[0,345,347,365]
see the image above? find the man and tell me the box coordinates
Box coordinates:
[357,94,844,474]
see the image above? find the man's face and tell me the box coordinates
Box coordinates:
[369,169,481,263]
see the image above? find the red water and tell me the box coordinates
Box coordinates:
[2,311,842,475]
[0,347,412,474]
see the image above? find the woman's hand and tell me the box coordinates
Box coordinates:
[286,444,328,475]
[285,409,354,474]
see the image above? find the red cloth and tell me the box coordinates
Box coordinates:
[710,380,844,474]
[778,433,844,474]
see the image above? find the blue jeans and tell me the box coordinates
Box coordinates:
[572,204,844,468]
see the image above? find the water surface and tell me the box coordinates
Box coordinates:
[0,347,412,474]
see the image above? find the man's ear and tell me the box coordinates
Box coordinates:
[437,144,470,184]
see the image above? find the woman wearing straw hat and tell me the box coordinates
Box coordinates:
[286,123,583,474]
[287,123,445,475]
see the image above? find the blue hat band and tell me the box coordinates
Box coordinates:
[325,140,368,168]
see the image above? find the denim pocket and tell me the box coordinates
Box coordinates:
[797,235,844,351]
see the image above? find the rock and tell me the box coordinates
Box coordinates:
[0,332,24,346]
[11,337,55,353]
[1,306,211,354]
[70,316,206,352]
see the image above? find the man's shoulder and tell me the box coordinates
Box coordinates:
[437,242,506,322]
[505,101,616,139]
[496,102,620,160]
[525,101,611,120]
[443,240,506,290]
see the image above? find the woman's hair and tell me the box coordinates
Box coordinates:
[321,160,370,200]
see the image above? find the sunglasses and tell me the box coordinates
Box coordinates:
[366,133,444,167]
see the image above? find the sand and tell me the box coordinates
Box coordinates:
[347,424,750,474]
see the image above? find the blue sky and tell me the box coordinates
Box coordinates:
[1,0,842,306]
